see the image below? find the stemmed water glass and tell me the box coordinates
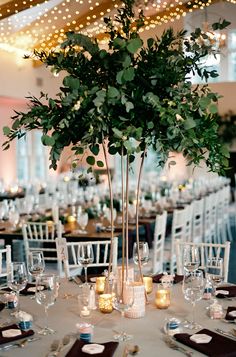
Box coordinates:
[112,280,134,341]
[206,257,224,298]
[7,262,28,312]
[8,209,20,231]
[28,251,45,281]
[133,242,149,267]
[183,245,200,273]
[77,244,94,284]
[35,274,59,335]
[77,212,89,234]
[182,270,204,329]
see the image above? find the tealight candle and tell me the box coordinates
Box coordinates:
[155,287,170,309]
[80,306,90,317]
[98,294,113,313]
[95,277,106,294]
[67,215,76,223]
[143,277,153,294]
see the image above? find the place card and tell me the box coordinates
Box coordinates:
[82,344,105,354]
[2,329,21,338]
[190,334,212,344]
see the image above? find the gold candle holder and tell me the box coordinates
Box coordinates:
[98,294,113,313]
[155,287,170,309]
[95,277,106,294]
[143,277,153,294]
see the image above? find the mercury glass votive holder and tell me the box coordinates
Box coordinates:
[95,277,106,294]
[155,286,170,309]
[143,277,153,294]
[98,294,113,313]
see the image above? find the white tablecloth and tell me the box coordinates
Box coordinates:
[0,279,234,356]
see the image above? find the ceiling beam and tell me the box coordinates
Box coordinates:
[0,0,48,20]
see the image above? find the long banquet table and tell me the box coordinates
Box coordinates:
[0,279,235,356]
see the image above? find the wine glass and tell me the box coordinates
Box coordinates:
[35,274,59,335]
[106,208,117,230]
[112,280,134,341]
[133,242,149,267]
[28,251,45,281]
[206,257,224,297]
[77,212,89,234]
[8,209,20,231]
[182,270,204,329]
[183,245,200,273]
[77,244,94,284]
[7,262,28,312]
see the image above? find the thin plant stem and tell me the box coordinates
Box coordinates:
[125,154,129,280]
[102,140,114,286]
[121,146,125,293]
[135,150,146,282]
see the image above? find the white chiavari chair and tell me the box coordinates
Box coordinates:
[150,211,167,274]
[192,198,204,243]
[175,240,230,282]
[22,221,63,270]
[56,237,118,278]
[0,245,11,285]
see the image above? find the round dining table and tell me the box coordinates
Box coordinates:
[0,278,235,357]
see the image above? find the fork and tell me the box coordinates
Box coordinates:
[163,335,193,356]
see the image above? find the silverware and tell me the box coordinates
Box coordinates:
[50,335,71,357]
[163,335,193,357]
[215,328,236,341]
[123,344,140,356]
[0,337,41,351]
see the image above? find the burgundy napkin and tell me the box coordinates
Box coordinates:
[175,328,236,357]
[216,286,236,299]
[65,339,119,357]
[0,324,34,345]
[151,274,183,284]
[225,306,236,321]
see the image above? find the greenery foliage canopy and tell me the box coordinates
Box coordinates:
[2,0,230,174]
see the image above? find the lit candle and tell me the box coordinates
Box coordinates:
[80,306,90,317]
[155,287,170,309]
[143,277,153,294]
[67,215,76,223]
[98,294,113,313]
[95,277,106,294]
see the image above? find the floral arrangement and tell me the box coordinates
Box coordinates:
[2,0,230,284]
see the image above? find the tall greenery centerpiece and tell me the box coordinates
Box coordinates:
[3,0,229,288]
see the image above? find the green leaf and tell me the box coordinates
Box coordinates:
[184,118,196,130]
[86,156,95,165]
[127,38,143,54]
[3,126,11,135]
[123,67,135,82]
[12,119,20,130]
[147,122,154,129]
[125,101,134,112]
[41,135,55,146]
[116,71,123,85]
[208,104,218,114]
[97,160,104,167]
[90,144,99,156]
[199,97,211,110]
[122,55,131,68]
[107,86,120,98]
[108,146,118,155]
[63,76,80,90]
[112,128,123,139]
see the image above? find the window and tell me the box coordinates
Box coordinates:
[17,130,48,183]
[228,30,236,81]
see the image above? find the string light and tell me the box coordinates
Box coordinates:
[0,0,234,56]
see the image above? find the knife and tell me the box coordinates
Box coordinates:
[0,337,41,350]
[215,328,236,341]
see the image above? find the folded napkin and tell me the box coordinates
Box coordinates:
[151,274,183,284]
[175,328,236,357]
[65,339,118,357]
[216,286,236,299]
[0,324,34,345]
[225,306,236,321]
